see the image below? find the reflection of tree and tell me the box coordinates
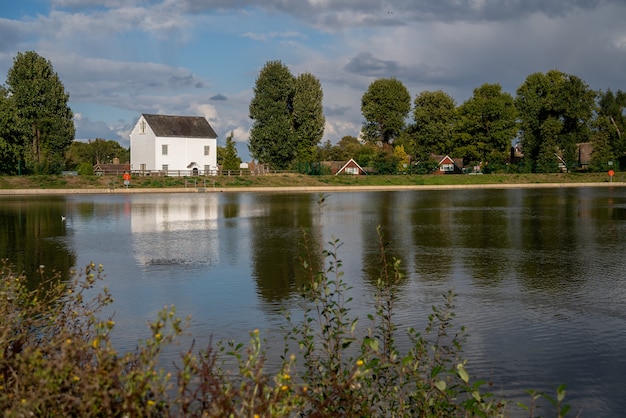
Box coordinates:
[455,190,512,287]
[411,191,454,283]
[249,194,323,302]
[360,192,409,286]
[0,197,75,289]
[220,193,242,265]
[517,189,584,292]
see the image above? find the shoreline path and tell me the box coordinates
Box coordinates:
[0,182,624,195]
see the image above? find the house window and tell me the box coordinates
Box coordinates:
[204,165,210,173]
[345,167,359,175]
[140,163,146,172]
[204,145,210,156]
[162,164,168,172]
[139,120,146,134]
[162,144,168,155]
[440,163,454,172]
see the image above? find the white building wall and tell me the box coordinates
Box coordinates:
[129,116,156,171]
[155,136,217,173]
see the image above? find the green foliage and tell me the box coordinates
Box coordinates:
[410,90,457,160]
[361,78,411,145]
[66,138,129,169]
[515,70,595,172]
[220,131,241,171]
[77,162,94,175]
[249,61,325,169]
[0,86,20,175]
[372,150,400,174]
[5,51,75,174]
[455,84,518,166]
[293,73,325,162]
[249,61,296,170]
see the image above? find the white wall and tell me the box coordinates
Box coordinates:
[129,116,156,171]
[155,136,217,173]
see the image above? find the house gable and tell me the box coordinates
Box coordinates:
[335,158,367,175]
[433,155,464,174]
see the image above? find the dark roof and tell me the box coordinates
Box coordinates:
[142,114,217,138]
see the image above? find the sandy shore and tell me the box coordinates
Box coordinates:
[0,182,624,195]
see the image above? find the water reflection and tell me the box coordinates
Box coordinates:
[0,197,75,287]
[131,194,219,267]
[1,187,625,416]
[249,193,323,302]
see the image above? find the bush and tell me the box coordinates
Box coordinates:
[0,230,572,416]
[77,162,94,176]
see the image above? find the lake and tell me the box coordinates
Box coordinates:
[1,186,625,416]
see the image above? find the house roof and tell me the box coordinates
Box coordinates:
[142,114,217,138]
[336,158,367,175]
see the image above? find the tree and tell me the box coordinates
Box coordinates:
[515,70,595,172]
[0,85,20,174]
[221,131,241,171]
[410,90,456,160]
[361,78,411,147]
[6,51,75,174]
[455,84,518,166]
[249,61,296,170]
[597,89,626,168]
[65,138,129,169]
[336,135,362,159]
[293,73,325,162]
[249,62,325,170]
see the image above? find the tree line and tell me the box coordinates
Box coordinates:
[1,52,624,175]
[250,61,626,173]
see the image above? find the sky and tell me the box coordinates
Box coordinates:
[1,0,625,162]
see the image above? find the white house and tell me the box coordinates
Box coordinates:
[130,114,218,175]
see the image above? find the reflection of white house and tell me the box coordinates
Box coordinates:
[131,195,219,266]
[130,114,218,175]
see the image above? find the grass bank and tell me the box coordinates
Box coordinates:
[0,171,622,191]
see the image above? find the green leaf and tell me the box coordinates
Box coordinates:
[434,380,447,392]
[457,363,470,383]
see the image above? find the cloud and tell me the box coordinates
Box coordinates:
[210,94,228,101]
[344,52,401,78]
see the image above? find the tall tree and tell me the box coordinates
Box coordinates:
[221,131,242,171]
[515,70,595,172]
[410,90,457,160]
[0,85,20,174]
[597,89,626,167]
[293,73,325,162]
[249,61,296,170]
[6,51,75,174]
[361,78,411,146]
[455,84,518,166]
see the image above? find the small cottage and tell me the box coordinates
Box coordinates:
[433,155,464,174]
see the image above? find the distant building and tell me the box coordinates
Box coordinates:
[93,157,130,176]
[432,155,464,174]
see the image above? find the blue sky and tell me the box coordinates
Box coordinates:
[1,0,625,162]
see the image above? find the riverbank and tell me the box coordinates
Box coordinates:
[0,172,622,195]
[1,181,625,195]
